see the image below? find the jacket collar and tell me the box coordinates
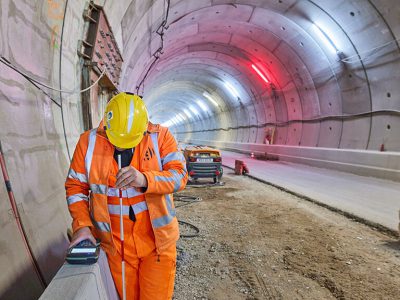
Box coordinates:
[146,121,160,134]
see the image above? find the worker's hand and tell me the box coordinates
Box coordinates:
[69,227,96,248]
[116,166,148,190]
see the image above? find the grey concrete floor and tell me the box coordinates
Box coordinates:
[221,151,400,232]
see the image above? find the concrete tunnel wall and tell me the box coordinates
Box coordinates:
[0,0,399,298]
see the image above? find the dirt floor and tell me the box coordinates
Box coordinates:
[173,168,400,300]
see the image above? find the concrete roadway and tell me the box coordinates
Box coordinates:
[221,151,400,233]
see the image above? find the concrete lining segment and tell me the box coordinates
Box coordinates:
[220,150,400,233]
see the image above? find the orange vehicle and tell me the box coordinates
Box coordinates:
[183,145,223,183]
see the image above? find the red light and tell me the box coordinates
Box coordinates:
[189,171,196,176]
[215,171,220,175]
[189,157,197,162]
[213,157,222,162]
[251,64,269,84]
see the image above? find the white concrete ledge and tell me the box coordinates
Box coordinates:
[184,139,400,182]
[39,251,118,300]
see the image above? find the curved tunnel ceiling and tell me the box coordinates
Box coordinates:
[114,0,400,150]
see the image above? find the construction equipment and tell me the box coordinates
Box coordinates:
[184,145,223,183]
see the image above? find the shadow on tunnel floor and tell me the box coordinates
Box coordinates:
[382,240,400,251]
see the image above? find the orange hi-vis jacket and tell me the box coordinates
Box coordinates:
[65,122,188,255]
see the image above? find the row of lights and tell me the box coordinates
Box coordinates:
[162,22,339,128]
[161,82,239,127]
[161,93,219,127]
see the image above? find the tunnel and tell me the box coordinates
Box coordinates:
[0,0,400,299]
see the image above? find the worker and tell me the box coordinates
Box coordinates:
[65,92,188,299]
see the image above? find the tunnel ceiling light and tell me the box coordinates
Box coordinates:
[183,108,193,119]
[179,113,188,121]
[170,117,179,124]
[162,117,177,127]
[196,99,209,112]
[203,92,219,107]
[189,105,200,116]
[224,81,240,99]
[175,114,185,122]
[251,64,269,84]
[313,23,338,54]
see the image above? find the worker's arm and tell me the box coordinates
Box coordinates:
[143,128,188,194]
[65,134,94,241]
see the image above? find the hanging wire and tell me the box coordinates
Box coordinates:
[177,109,400,134]
[59,0,71,161]
[135,0,171,95]
[0,55,106,95]
[0,56,62,107]
[341,37,400,64]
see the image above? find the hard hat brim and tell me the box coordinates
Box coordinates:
[106,130,144,149]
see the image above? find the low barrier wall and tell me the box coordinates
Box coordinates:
[184,139,400,182]
[39,250,119,300]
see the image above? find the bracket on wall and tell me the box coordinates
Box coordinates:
[78,1,123,130]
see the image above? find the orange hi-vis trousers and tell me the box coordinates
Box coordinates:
[107,197,176,300]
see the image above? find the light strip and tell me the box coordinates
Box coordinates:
[189,105,200,116]
[196,100,209,112]
[251,64,269,84]
[313,23,338,54]
[224,82,240,99]
[203,92,219,107]
[183,109,193,119]
[175,114,185,122]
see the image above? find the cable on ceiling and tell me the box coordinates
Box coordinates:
[0,55,62,107]
[0,55,106,95]
[176,109,400,133]
[135,0,171,95]
[341,37,400,64]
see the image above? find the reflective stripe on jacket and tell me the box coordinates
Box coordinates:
[65,122,188,254]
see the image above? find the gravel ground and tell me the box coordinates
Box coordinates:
[173,169,400,300]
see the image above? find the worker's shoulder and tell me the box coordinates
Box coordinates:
[80,129,92,137]
[77,129,93,143]
[147,122,169,134]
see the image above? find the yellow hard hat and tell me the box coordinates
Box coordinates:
[104,92,149,148]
